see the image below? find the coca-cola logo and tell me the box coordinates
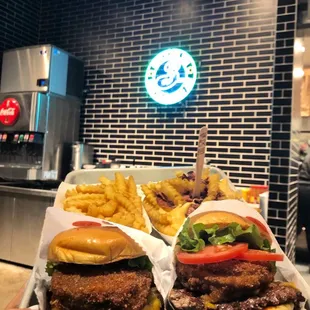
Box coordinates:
[0,98,20,126]
[0,108,16,116]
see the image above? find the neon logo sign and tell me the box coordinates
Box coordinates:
[145,48,197,105]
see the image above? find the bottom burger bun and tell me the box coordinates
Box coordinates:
[168,283,304,310]
[167,301,294,310]
[265,304,294,310]
[48,226,145,265]
[46,227,163,310]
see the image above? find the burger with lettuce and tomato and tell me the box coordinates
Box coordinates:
[169,211,305,310]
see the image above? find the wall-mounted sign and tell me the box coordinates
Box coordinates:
[0,98,20,126]
[145,48,197,105]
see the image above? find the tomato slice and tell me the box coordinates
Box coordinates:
[237,249,284,262]
[72,221,101,227]
[177,243,248,265]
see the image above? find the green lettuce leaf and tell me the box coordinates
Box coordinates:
[208,222,237,245]
[128,256,153,271]
[177,219,272,253]
[178,220,205,252]
[45,261,57,276]
[262,239,272,251]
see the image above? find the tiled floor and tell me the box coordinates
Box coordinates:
[0,262,31,309]
[0,262,309,309]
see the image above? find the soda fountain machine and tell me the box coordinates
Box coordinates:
[0,45,84,181]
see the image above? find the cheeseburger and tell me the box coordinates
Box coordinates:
[46,226,162,310]
[169,211,305,310]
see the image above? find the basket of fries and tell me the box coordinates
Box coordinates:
[54,172,152,233]
[140,167,242,244]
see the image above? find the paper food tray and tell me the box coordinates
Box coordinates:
[60,167,205,236]
[168,199,310,307]
[59,165,232,242]
[19,270,37,308]
[64,166,222,185]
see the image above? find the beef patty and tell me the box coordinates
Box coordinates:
[176,259,275,303]
[169,282,305,310]
[50,264,152,310]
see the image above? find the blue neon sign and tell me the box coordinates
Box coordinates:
[145,48,197,105]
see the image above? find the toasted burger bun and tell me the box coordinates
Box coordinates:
[48,226,145,265]
[190,210,272,242]
[190,211,251,230]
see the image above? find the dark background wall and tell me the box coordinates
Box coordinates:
[0,0,41,76]
[39,0,278,187]
[0,0,299,258]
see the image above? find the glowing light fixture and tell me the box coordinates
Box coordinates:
[294,41,305,53]
[145,48,197,105]
[293,68,304,78]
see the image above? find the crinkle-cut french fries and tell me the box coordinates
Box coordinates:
[203,173,220,201]
[142,169,241,236]
[63,172,149,233]
[65,184,106,198]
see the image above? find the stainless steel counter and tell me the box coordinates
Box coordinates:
[0,185,57,197]
[0,185,56,266]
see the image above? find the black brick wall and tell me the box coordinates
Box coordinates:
[0,0,41,76]
[268,0,298,260]
[39,0,278,187]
